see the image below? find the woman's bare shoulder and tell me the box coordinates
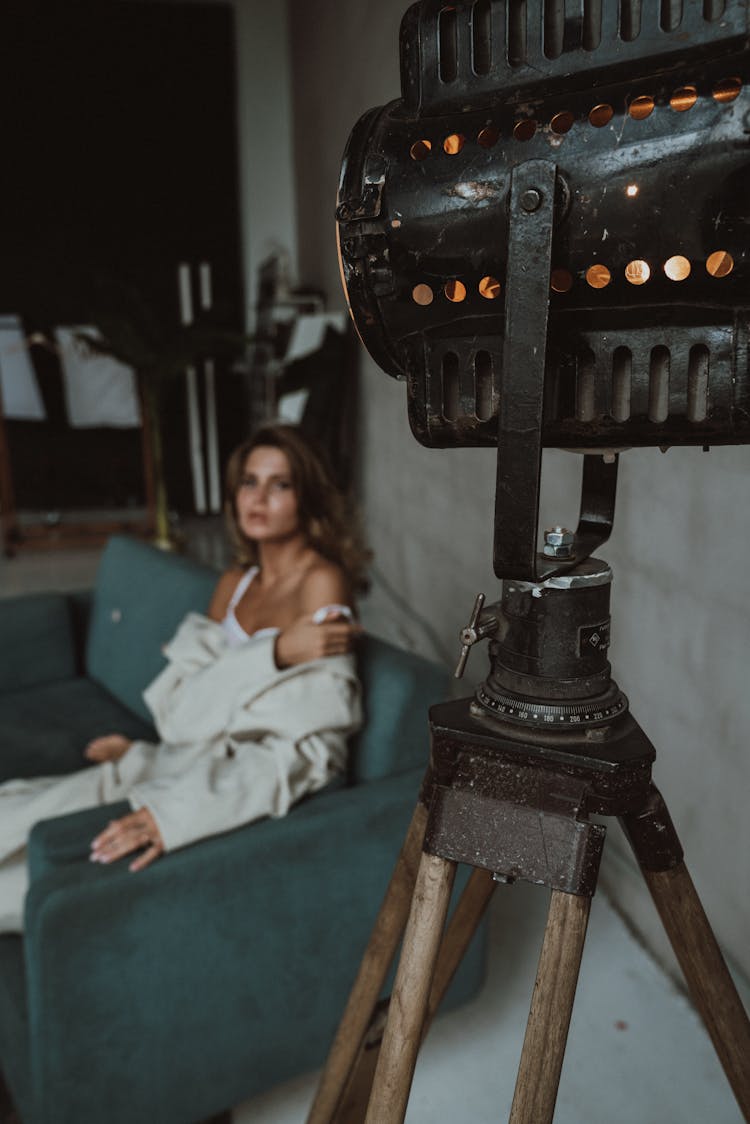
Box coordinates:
[207,567,246,621]
[299,558,351,612]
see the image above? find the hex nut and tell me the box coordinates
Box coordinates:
[544,526,574,547]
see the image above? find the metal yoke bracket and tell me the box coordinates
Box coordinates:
[494,160,618,582]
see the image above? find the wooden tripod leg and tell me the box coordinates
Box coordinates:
[622,786,750,1120]
[424,866,496,1031]
[307,802,428,1124]
[331,866,496,1122]
[509,890,591,1124]
[364,851,457,1124]
[641,864,750,1118]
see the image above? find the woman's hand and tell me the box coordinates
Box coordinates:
[90,808,164,872]
[84,734,132,763]
[275,612,363,668]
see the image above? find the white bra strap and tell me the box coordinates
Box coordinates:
[228,566,258,611]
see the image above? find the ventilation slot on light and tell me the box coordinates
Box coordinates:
[660,0,683,31]
[612,347,632,422]
[576,350,596,421]
[474,351,493,420]
[472,0,492,74]
[544,0,564,59]
[508,0,528,67]
[583,0,602,50]
[620,0,642,41]
[648,346,670,423]
[687,345,710,422]
[439,7,459,83]
[441,352,460,421]
[703,0,726,20]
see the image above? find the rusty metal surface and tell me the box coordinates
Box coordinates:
[620,785,685,872]
[422,696,656,895]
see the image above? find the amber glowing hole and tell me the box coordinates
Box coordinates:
[477,126,499,148]
[478,276,501,299]
[670,86,697,112]
[629,96,655,120]
[550,111,575,135]
[706,251,734,278]
[551,269,574,293]
[589,103,614,127]
[713,77,742,103]
[445,280,467,302]
[410,139,432,161]
[513,119,537,141]
[625,260,651,285]
[586,264,611,289]
[443,133,466,155]
[664,255,691,281]
[412,284,434,306]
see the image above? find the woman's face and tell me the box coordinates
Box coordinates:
[235,445,301,544]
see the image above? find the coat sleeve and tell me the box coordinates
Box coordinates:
[127,728,346,852]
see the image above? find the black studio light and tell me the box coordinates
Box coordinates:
[310,8,750,1124]
[336,0,749,578]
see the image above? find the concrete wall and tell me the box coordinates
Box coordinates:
[285,1,750,990]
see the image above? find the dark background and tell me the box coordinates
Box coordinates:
[1,1,245,512]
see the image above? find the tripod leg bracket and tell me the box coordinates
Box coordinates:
[620,784,684,872]
[425,786,606,897]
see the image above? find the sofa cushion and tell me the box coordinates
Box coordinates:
[351,635,450,782]
[0,593,76,693]
[0,678,156,783]
[86,536,218,722]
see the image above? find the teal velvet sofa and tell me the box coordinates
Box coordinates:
[0,535,486,1124]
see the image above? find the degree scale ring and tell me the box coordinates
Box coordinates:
[475,684,628,727]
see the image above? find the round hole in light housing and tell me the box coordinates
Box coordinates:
[586,264,611,289]
[625,259,651,285]
[670,86,698,112]
[513,119,537,141]
[477,125,499,148]
[443,133,466,154]
[550,111,575,135]
[478,275,501,299]
[551,269,574,293]
[664,255,691,281]
[706,250,734,278]
[713,77,742,103]
[410,139,432,161]
[445,280,467,302]
[629,95,655,120]
[589,103,614,127]
[412,283,434,305]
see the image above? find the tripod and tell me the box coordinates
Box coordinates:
[308,557,750,1124]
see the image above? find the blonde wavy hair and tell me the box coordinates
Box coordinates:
[224,424,371,595]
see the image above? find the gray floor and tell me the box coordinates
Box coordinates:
[238,882,744,1123]
[1,526,746,1123]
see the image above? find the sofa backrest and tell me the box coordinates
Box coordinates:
[86,534,449,778]
[350,635,449,782]
[86,536,217,722]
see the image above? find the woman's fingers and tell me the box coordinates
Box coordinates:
[84,734,132,762]
[129,844,162,873]
[90,809,164,868]
[318,621,363,654]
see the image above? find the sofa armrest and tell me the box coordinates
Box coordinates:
[22,771,485,1124]
[0,594,77,694]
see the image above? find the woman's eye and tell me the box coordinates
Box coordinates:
[271,480,292,491]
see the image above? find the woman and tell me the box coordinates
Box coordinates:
[0,425,367,932]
